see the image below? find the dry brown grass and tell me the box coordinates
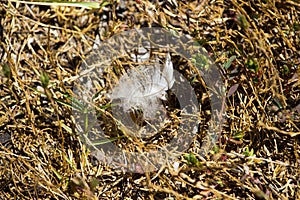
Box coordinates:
[0,0,299,199]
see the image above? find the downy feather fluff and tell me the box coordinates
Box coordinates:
[111,53,175,119]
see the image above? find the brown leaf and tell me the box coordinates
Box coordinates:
[227,83,239,97]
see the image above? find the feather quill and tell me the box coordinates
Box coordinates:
[110,53,175,119]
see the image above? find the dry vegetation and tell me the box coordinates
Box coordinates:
[0,0,300,199]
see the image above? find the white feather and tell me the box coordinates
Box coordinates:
[111,53,174,118]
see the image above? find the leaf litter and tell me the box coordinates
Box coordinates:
[0,0,299,199]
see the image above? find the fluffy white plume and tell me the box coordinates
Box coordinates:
[110,53,175,119]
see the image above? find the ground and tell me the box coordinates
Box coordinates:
[0,0,299,199]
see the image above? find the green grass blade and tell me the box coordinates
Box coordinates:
[224,55,236,69]
[9,0,110,9]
